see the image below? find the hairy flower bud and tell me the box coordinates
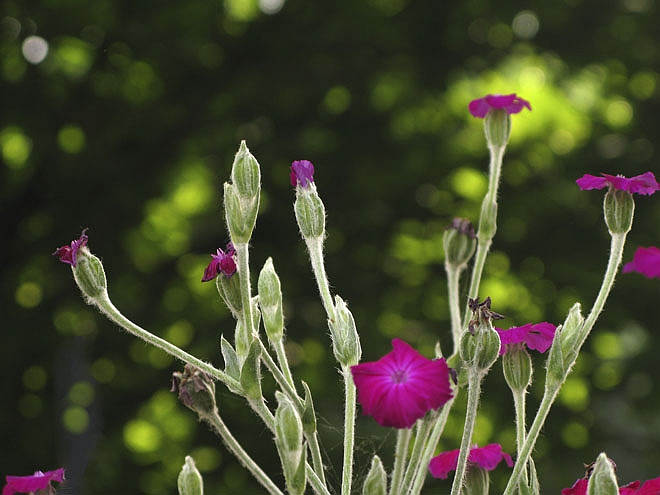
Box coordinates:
[587,453,619,495]
[502,344,532,393]
[177,456,204,495]
[461,298,502,371]
[295,187,325,239]
[239,340,262,400]
[301,381,317,435]
[463,466,490,495]
[231,140,261,199]
[72,249,107,300]
[216,269,242,317]
[258,258,284,343]
[362,455,387,495]
[274,392,307,495]
[547,303,584,386]
[603,189,634,235]
[171,365,217,417]
[444,218,477,267]
[329,296,362,366]
[478,199,498,241]
[484,109,511,149]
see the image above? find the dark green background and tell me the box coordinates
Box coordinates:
[2,0,659,493]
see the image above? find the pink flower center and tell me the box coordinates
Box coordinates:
[390,369,408,384]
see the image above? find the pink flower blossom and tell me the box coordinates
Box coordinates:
[350,339,453,429]
[290,160,315,188]
[468,93,531,118]
[496,322,557,355]
[3,468,65,495]
[623,246,660,279]
[429,444,513,479]
[562,476,660,495]
[201,242,237,282]
[53,229,88,267]
[576,172,659,196]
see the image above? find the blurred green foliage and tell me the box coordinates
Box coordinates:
[1,0,659,493]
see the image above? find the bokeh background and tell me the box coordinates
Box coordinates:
[2,0,659,493]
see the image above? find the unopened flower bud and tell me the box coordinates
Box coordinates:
[231,140,261,199]
[461,298,502,371]
[559,302,584,358]
[444,218,477,267]
[177,456,204,495]
[274,392,307,495]
[502,344,532,393]
[587,453,619,495]
[171,365,217,417]
[463,466,489,495]
[258,258,284,343]
[295,187,325,239]
[484,109,511,149]
[224,182,259,244]
[73,249,107,300]
[301,381,317,435]
[239,340,262,400]
[329,296,362,366]
[362,455,387,495]
[478,198,498,241]
[220,336,242,395]
[603,189,634,235]
[547,303,584,385]
[216,269,242,317]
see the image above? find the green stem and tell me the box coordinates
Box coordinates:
[341,365,357,495]
[307,433,326,488]
[446,264,464,354]
[204,409,284,495]
[94,294,238,390]
[400,418,432,493]
[274,340,296,390]
[513,390,529,489]
[408,395,456,495]
[450,372,482,495]
[236,242,256,337]
[389,428,413,495]
[502,232,628,495]
[306,237,336,322]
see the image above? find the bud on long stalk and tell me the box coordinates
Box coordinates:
[329,296,362,367]
[258,257,284,344]
[587,453,619,495]
[72,248,107,300]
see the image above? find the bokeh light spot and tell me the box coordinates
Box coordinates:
[628,71,656,99]
[604,99,633,127]
[62,406,90,434]
[488,23,513,48]
[225,0,258,21]
[190,447,222,472]
[19,394,43,418]
[53,37,93,79]
[22,36,49,64]
[91,358,116,383]
[258,0,285,14]
[23,365,47,390]
[0,126,32,169]
[512,11,539,39]
[69,381,95,407]
[323,86,351,115]
[57,124,86,154]
[15,282,42,308]
[561,421,588,449]
[124,419,162,453]
[450,167,487,200]
[559,377,589,411]
[592,331,622,359]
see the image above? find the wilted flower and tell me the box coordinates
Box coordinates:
[290,160,315,188]
[201,243,237,282]
[623,246,660,279]
[429,443,513,479]
[350,339,452,429]
[53,229,88,267]
[497,322,557,355]
[576,172,659,196]
[3,468,65,495]
[468,93,531,118]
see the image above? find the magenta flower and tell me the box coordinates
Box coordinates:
[3,468,65,495]
[53,229,88,267]
[496,322,557,355]
[562,476,660,495]
[468,93,531,118]
[290,160,315,188]
[350,339,453,429]
[576,171,659,196]
[201,242,237,282]
[623,246,660,279]
[429,443,513,479]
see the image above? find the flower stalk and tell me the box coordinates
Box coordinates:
[389,428,412,495]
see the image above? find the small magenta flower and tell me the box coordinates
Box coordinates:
[496,322,557,355]
[429,443,513,479]
[562,476,660,495]
[576,171,659,196]
[3,468,65,495]
[290,160,315,188]
[350,339,453,429]
[468,93,531,118]
[201,243,237,282]
[53,229,88,267]
[623,246,660,279]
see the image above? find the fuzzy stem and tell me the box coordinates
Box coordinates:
[513,390,529,489]
[94,294,238,389]
[502,232,627,495]
[446,264,464,354]
[236,242,256,336]
[204,409,284,495]
[274,340,296,390]
[389,428,413,495]
[450,372,482,495]
[400,418,431,493]
[342,365,357,495]
[306,237,337,322]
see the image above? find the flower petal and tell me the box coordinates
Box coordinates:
[428,449,460,479]
[562,478,588,495]
[576,174,609,191]
[623,246,660,279]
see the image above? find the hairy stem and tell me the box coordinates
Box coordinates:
[389,428,413,495]
[236,242,256,336]
[306,237,336,322]
[513,390,529,489]
[400,419,431,493]
[342,365,357,495]
[450,372,482,495]
[446,264,464,354]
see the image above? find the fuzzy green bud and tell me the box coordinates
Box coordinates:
[444,218,477,267]
[274,392,306,495]
[231,140,261,199]
[220,336,242,395]
[239,340,262,400]
[603,189,634,235]
[547,302,584,386]
[258,257,284,343]
[502,344,532,393]
[73,248,107,300]
[295,187,325,239]
[177,456,204,495]
[301,381,317,435]
[329,296,362,366]
[460,326,500,372]
[223,182,259,244]
[484,110,511,148]
[587,453,619,495]
[462,467,489,495]
[478,198,498,241]
[362,455,387,495]
[171,365,217,416]
[216,270,242,317]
